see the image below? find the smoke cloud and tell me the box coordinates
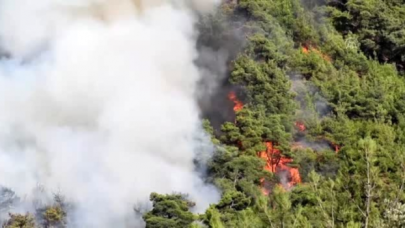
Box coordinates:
[0,0,220,226]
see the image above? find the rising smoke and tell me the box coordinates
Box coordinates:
[0,0,220,226]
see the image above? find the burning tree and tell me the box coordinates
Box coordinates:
[302,45,331,62]
[201,0,405,227]
[226,91,301,193]
[228,91,243,112]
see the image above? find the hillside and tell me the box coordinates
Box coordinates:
[198,0,405,227]
[2,0,405,227]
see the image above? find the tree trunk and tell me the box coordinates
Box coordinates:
[365,146,371,228]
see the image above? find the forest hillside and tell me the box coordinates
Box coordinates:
[1,0,405,227]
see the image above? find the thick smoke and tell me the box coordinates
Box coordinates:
[290,73,331,119]
[196,11,248,133]
[0,0,220,226]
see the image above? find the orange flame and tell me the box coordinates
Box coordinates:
[258,142,301,192]
[226,92,302,194]
[302,46,309,54]
[228,91,243,111]
[302,45,331,62]
[332,142,340,153]
[289,168,302,187]
[295,121,306,132]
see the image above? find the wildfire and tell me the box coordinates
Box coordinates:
[332,142,340,153]
[226,91,301,194]
[228,91,243,112]
[302,45,331,62]
[258,142,301,192]
[295,121,306,132]
[258,142,279,172]
[302,46,309,54]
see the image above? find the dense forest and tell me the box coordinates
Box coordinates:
[3,0,405,227]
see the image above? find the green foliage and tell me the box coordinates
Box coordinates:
[143,193,196,228]
[2,1,405,227]
[199,0,405,227]
[36,194,68,228]
[2,213,36,228]
[327,0,405,72]
[41,206,65,228]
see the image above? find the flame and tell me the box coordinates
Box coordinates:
[228,91,243,111]
[302,46,309,54]
[226,92,302,194]
[302,45,331,62]
[332,142,340,153]
[289,168,302,186]
[295,121,306,132]
[258,142,301,192]
[257,142,279,173]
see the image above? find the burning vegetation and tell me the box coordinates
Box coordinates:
[228,92,302,194]
[227,91,244,112]
[2,0,405,227]
[302,45,332,62]
[258,142,301,194]
[295,121,306,132]
[197,0,405,226]
[225,90,342,195]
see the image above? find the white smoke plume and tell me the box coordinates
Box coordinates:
[0,0,221,226]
